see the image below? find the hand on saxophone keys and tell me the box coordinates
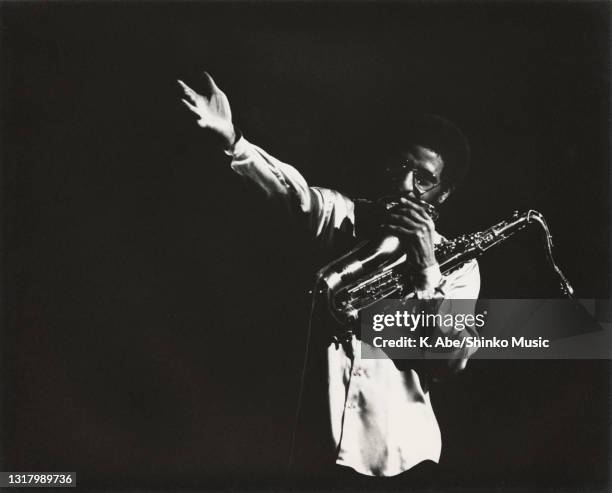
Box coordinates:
[377,195,440,284]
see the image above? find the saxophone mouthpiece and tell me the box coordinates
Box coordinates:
[383,195,439,222]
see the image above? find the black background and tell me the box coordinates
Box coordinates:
[1,1,610,490]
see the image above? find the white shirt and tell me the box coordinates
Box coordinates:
[227,137,480,476]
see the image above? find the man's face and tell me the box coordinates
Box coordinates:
[386,145,448,205]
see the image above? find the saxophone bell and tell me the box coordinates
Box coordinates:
[316,235,405,323]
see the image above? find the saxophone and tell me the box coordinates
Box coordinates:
[316,209,574,324]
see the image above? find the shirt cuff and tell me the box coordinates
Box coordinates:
[413,263,445,300]
[223,127,245,157]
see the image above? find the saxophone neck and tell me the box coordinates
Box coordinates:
[484,210,535,247]
[437,209,574,298]
[462,210,540,254]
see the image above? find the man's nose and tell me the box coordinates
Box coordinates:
[399,170,415,193]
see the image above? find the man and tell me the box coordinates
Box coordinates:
[178,73,480,483]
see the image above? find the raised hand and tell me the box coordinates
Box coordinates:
[178,72,236,148]
[380,196,438,276]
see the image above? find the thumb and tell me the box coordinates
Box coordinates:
[203,71,221,93]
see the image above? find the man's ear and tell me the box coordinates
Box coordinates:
[437,187,453,204]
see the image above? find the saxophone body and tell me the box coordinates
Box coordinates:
[317,209,574,325]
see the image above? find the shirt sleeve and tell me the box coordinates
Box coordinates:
[413,259,481,376]
[227,136,355,245]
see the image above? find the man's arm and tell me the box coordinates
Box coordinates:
[416,259,481,377]
[178,73,354,244]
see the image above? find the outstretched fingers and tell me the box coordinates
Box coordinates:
[181,98,199,115]
[178,79,200,103]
